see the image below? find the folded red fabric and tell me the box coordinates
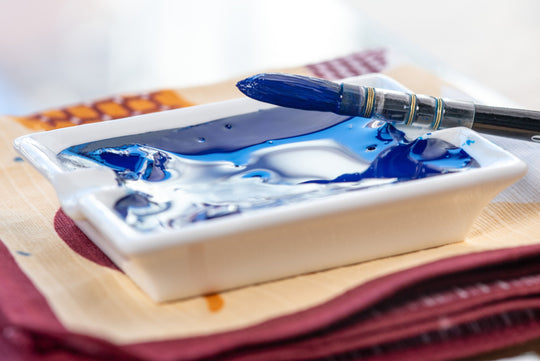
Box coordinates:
[3,214,540,361]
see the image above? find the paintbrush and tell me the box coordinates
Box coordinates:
[236,73,540,141]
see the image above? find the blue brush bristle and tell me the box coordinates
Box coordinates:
[236,73,341,113]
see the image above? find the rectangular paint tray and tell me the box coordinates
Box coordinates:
[14,75,527,302]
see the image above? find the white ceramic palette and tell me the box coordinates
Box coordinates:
[14,75,527,302]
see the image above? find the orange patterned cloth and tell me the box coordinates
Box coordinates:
[15,90,193,131]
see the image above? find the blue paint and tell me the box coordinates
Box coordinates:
[236,73,341,113]
[58,108,478,231]
[307,138,475,184]
[177,116,402,166]
[13,156,24,162]
[15,251,31,256]
[68,144,171,181]
[61,107,349,156]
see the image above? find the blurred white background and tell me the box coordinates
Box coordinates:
[0,0,538,115]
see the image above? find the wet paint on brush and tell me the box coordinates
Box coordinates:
[58,107,479,232]
[236,73,343,113]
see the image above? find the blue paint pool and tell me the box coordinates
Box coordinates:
[58,107,478,231]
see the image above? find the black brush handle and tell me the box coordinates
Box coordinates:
[472,105,540,141]
[474,104,540,132]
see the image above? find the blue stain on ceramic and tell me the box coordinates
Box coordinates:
[15,250,31,256]
[190,204,241,223]
[13,156,24,162]
[58,107,479,231]
[241,170,272,181]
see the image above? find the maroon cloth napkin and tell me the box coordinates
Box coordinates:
[3,214,540,361]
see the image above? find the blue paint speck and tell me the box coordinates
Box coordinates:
[13,156,24,162]
[15,251,31,256]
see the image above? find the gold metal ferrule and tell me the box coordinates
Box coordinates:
[406,93,417,125]
[432,97,444,129]
[363,87,375,118]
